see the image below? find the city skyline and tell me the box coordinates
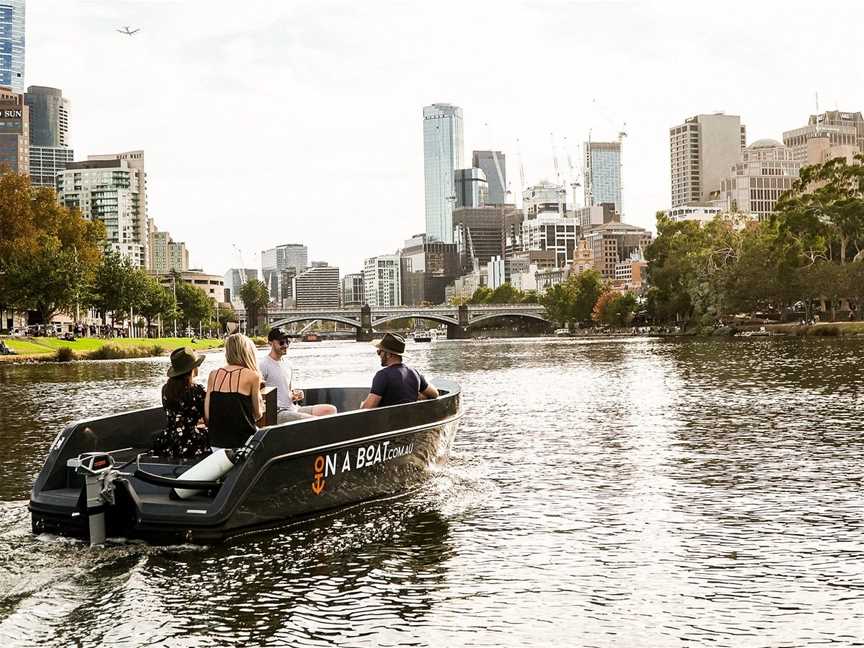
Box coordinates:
[20,0,864,276]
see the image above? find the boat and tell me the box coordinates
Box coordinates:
[29,381,462,545]
[301,332,323,342]
[411,329,434,343]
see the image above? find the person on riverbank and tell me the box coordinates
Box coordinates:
[259,327,337,423]
[152,347,210,458]
[205,334,263,447]
[360,333,438,409]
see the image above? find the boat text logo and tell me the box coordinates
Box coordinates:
[311,440,415,495]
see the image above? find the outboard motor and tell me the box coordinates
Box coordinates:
[67,452,116,546]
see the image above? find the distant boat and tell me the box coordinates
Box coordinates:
[301,332,323,342]
[411,330,434,343]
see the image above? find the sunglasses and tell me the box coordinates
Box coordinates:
[277,339,290,346]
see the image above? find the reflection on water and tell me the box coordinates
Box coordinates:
[1,338,863,646]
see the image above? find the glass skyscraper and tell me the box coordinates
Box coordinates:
[0,1,25,94]
[423,103,463,243]
[472,150,507,204]
[584,141,622,215]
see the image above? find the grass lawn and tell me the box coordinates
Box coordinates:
[3,336,224,356]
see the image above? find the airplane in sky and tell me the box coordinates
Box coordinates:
[116,26,140,36]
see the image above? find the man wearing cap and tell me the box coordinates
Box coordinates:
[361,332,438,409]
[259,328,337,423]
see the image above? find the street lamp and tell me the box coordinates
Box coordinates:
[172,279,178,337]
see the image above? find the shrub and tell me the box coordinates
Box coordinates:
[251,336,268,346]
[812,325,840,337]
[55,346,76,362]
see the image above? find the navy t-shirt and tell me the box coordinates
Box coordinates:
[370,364,429,407]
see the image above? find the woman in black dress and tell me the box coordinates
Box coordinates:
[152,347,210,458]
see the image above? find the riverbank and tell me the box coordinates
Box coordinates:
[0,336,224,363]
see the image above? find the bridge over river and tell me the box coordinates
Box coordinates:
[236,304,550,340]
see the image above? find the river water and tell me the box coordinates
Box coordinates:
[0,337,862,647]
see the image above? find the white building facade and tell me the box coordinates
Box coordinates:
[363,254,402,307]
[57,157,148,268]
[720,139,802,221]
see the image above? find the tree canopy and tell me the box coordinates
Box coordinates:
[0,170,104,323]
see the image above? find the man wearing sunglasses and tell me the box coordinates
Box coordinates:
[260,327,337,423]
[360,332,438,409]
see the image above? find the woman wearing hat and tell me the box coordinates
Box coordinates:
[152,347,211,458]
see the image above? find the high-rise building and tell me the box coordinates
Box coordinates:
[583,222,653,279]
[261,243,308,301]
[86,151,149,267]
[572,203,618,229]
[25,86,68,147]
[149,227,190,274]
[223,268,259,306]
[400,234,459,305]
[584,141,622,214]
[0,86,27,173]
[294,264,340,309]
[0,1,25,94]
[454,167,488,208]
[363,255,402,307]
[472,150,507,204]
[520,214,579,268]
[783,111,864,162]
[57,158,148,266]
[522,182,566,219]
[342,273,365,306]
[25,86,72,187]
[453,206,514,268]
[670,113,746,208]
[423,103,463,243]
[720,139,802,221]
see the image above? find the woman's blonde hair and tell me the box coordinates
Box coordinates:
[224,333,259,374]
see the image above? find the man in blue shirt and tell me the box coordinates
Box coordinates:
[361,332,438,408]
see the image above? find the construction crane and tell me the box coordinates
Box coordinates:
[516,138,526,200]
[232,244,248,286]
[563,136,582,208]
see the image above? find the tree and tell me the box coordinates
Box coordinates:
[776,155,864,264]
[137,275,175,335]
[592,291,615,325]
[468,286,493,304]
[239,279,270,334]
[488,283,521,304]
[0,170,104,324]
[89,247,137,328]
[539,281,576,328]
[176,281,214,330]
[218,302,238,331]
[571,269,605,323]
[520,290,539,304]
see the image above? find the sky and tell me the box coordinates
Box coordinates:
[24,0,864,277]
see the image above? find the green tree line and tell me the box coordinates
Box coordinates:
[645,155,864,326]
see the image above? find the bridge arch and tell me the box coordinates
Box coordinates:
[467,312,551,327]
[372,313,459,328]
[269,316,361,329]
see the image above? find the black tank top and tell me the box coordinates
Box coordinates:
[208,368,257,448]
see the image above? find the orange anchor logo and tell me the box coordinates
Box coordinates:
[312,455,325,495]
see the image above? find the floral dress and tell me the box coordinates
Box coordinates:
[152,383,211,458]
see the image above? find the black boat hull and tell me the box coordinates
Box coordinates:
[29,382,461,544]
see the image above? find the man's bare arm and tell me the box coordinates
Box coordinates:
[360,393,382,409]
[418,384,439,400]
